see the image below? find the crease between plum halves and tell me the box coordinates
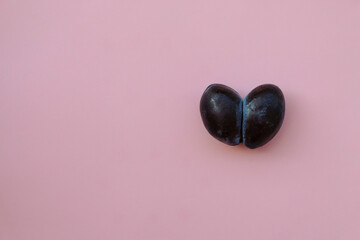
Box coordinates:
[200,83,285,149]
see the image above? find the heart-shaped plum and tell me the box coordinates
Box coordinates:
[200,84,285,149]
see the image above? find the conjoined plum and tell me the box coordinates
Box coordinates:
[200,84,285,149]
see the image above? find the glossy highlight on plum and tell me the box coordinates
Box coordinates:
[200,84,285,149]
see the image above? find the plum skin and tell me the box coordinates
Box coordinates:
[200,84,243,146]
[200,83,285,149]
[242,84,285,149]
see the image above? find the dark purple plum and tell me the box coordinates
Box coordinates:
[242,84,285,149]
[200,84,242,146]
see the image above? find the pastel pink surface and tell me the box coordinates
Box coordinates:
[1,1,360,239]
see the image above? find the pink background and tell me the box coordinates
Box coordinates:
[1,1,360,239]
